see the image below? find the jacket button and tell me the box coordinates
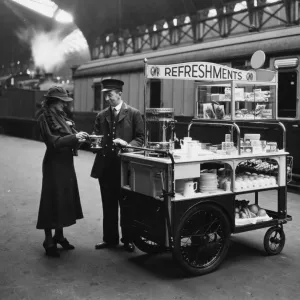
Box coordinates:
[103,155,105,157]
[108,134,110,136]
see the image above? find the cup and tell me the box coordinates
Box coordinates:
[180,137,192,153]
[89,135,104,148]
[187,141,199,158]
[224,181,231,191]
[183,180,198,197]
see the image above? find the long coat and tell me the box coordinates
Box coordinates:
[36,110,83,229]
[91,102,144,181]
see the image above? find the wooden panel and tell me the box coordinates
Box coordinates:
[84,80,89,111]
[78,79,84,111]
[183,80,194,116]
[162,79,173,108]
[1,89,37,119]
[129,73,140,109]
[131,162,154,197]
[120,73,130,103]
[173,79,184,116]
[174,163,201,180]
[86,77,94,112]
[138,72,145,112]
[74,79,81,111]
[76,79,84,111]
[79,79,87,112]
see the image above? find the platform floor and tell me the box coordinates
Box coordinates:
[0,134,300,300]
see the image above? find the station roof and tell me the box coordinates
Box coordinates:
[0,0,76,69]
[53,0,231,45]
[0,0,232,67]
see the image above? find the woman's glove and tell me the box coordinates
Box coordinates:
[76,131,89,142]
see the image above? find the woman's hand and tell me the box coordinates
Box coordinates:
[76,131,89,142]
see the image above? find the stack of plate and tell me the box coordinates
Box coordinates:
[199,173,218,193]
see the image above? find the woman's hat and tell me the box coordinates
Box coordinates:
[101,79,124,92]
[44,86,73,102]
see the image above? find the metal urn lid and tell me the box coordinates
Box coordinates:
[146,108,174,121]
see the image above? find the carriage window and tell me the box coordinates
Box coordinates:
[278,71,297,118]
[94,84,109,111]
[150,80,161,108]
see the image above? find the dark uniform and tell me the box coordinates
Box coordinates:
[91,80,144,246]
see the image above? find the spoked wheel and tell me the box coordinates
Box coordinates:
[264,226,286,255]
[133,235,164,254]
[173,204,231,276]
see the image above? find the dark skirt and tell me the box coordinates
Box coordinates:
[37,148,83,229]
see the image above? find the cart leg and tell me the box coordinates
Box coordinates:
[255,191,258,205]
[278,186,287,219]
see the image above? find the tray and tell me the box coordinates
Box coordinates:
[235,214,272,226]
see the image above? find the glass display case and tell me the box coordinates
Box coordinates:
[195,80,277,121]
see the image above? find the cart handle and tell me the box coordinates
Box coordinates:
[187,121,241,154]
[188,120,286,152]
[121,144,175,159]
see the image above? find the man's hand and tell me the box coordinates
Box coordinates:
[113,138,128,147]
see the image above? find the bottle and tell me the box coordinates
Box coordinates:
[225,181,231,191]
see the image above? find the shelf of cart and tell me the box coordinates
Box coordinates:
[172,190,232,201]
[234,210,292,233]
[234,185,279,194]
[266,210,292,223]
[234,218,279,233]
[234,100,270,103]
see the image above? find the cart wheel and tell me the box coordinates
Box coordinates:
[264,226,286,255]
[173,204,231,276]
[133,235,164,254]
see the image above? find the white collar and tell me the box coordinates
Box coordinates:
[112,101,123,112]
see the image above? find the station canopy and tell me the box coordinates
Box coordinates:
[0,0,235,67]
[52,0,233,45]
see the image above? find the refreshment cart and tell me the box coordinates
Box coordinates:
[119,52,293,276]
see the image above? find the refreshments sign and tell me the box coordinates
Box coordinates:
[147,62,257,82]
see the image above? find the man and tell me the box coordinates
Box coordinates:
[91,79,144,252]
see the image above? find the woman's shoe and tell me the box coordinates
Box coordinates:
[43,241,60,257]
[53,237,75,250]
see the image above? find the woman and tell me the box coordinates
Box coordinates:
[37,86,89,257]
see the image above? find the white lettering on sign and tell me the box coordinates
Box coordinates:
[147,62,256,82]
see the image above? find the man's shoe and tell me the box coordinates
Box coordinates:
[123,242,135,252]
[95,242,118,250]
